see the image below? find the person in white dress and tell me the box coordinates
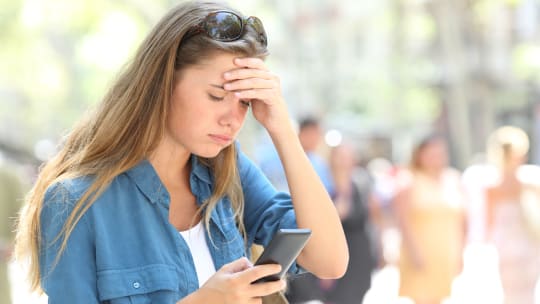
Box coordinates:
[485,126,540,304]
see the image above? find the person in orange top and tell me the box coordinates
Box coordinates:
[394,134,467,304]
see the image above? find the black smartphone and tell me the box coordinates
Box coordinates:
[252,228,312,283]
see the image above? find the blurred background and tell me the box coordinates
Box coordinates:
[2,0,540,303]
[4,0,540,167]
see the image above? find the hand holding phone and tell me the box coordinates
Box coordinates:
[253,228,312,283]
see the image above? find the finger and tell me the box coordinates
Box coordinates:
[221,257,253,274]
[224,68,275,81]
[234,89,276,102]
[237,263,282,284]
[224,78,275,91]
[249,279,287,297]
[234,57,268,70]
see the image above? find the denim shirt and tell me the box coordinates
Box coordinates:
[39,150,299,303]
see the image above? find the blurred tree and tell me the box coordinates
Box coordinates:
[1,0,540,168]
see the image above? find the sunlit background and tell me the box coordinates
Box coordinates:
[5,0,540,167]
[2,0,540,303]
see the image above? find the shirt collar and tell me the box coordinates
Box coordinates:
[190,155,212,185]
[125,156,213,205]
[125,159,166,205]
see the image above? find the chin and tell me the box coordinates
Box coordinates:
[194,145,226,158]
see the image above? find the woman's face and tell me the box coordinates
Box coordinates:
[167,52,250,158]
[418,139,448,171]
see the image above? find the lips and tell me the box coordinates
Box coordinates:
[209,134,233,145]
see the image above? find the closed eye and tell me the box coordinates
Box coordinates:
[208,93,225,102]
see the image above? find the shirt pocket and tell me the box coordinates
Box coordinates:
[97,264,180,304]
[221,224,246,260]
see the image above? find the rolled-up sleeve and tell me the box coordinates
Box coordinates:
[40,182,99,303]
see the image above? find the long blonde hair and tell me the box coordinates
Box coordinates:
[15,0,268,293]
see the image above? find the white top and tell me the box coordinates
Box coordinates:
[179,221,216,287]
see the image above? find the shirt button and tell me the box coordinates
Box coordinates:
[133,282,141,289]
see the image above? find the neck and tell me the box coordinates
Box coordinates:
[502,164,519,175]
[501,168,518,182]
[421,167,443,179]
[149,137,191,186]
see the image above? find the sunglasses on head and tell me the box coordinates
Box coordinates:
[182,11,267,47]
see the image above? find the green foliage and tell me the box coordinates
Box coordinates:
[0,0,149,155]
[0,0,537,165]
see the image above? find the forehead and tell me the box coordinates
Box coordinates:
[422,140,446,153]
[180,52,238,82]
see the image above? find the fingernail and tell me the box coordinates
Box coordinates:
[224,83,231,90]
[223,72,231,79]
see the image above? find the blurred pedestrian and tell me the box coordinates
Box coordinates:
[14,1,348,303]
[0,162,25,304]
[322,143,378,304]
[484,125,540,304]
[367,157,397,222]
[367,157,400,265]
[394,134,467,304]
[286,116,336,304]
[297,116,335,197]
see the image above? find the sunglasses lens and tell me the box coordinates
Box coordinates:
[247,16,267,47]
[205,12,243,41]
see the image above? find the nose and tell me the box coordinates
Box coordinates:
[218,94,248,128]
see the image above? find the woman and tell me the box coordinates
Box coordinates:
[14,1,348,303]
[394,134,466,304]
[485,126,540,303]
[322,143,377,304]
